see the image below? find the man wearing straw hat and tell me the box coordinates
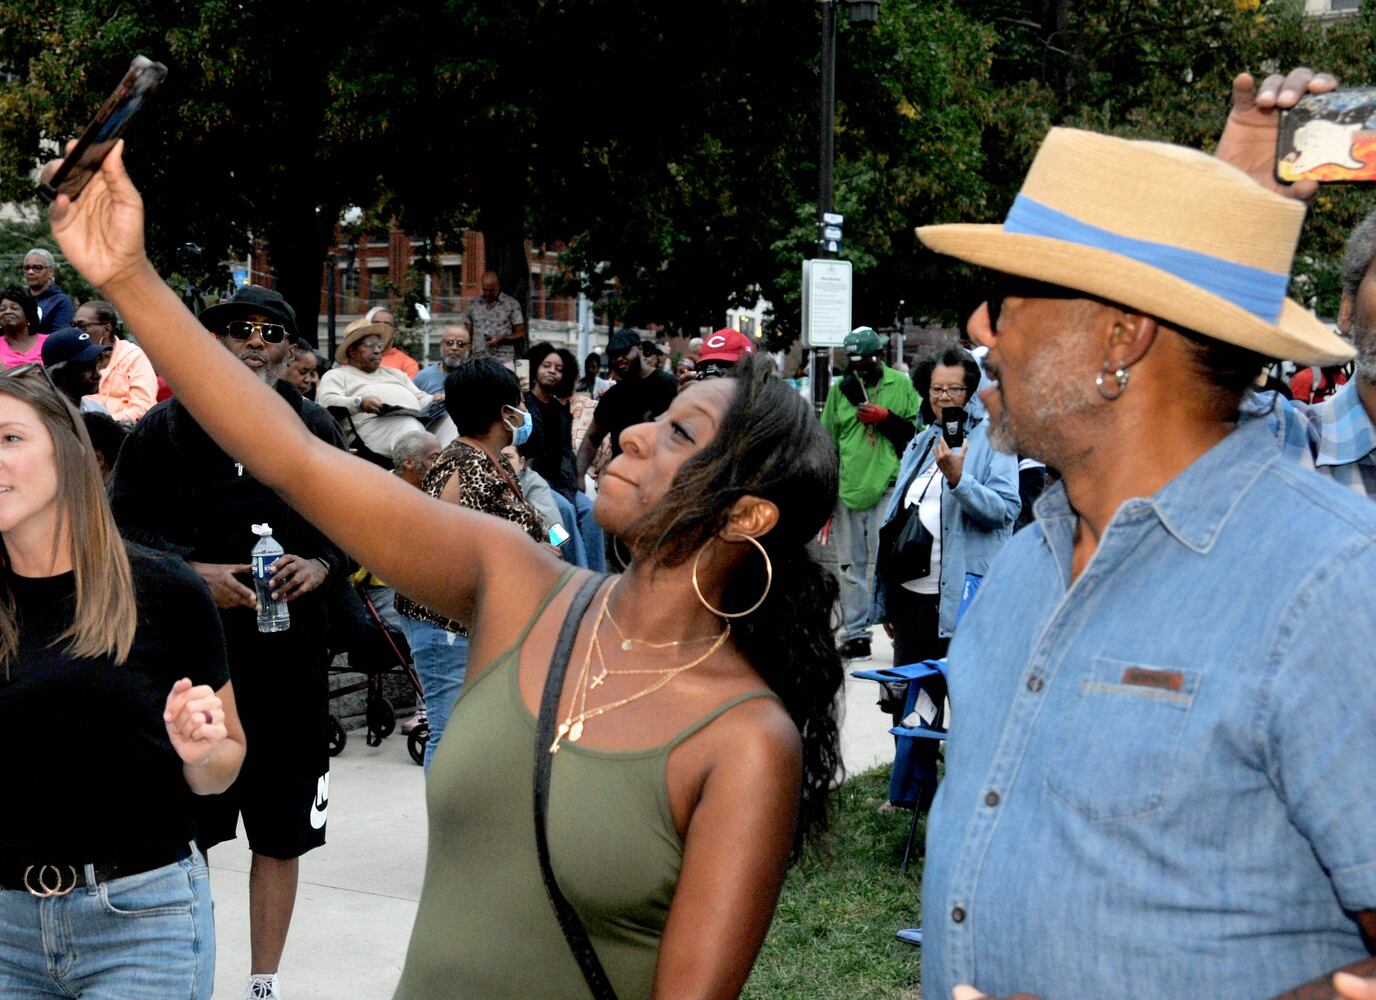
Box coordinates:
[919,70,1376,1000]
[316,316,448,458]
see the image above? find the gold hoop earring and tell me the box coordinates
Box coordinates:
[691,535,773,619]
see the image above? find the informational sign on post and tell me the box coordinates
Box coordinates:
[801,258,853,348]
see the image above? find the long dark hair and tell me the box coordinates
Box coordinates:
[623,354,843,857]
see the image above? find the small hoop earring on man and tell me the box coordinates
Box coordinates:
[691,535,773,619]
[1096,362,1130,401]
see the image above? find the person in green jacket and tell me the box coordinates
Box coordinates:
[821,327,921,659]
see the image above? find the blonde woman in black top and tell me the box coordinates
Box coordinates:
[0,365,245,998]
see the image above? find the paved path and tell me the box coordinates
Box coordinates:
[211,633,899,999]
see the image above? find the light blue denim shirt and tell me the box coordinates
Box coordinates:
[870,419,1020,637]
[922,415,1376,1000]
[413,363,447,396]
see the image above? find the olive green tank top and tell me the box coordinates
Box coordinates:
[393,568,778,1000]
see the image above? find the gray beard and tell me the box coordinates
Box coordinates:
[983,367,1099,465]
[442,356,466,370]
[986,407,1018,454]
[259,356,289,387]
[1352,317,1376,385]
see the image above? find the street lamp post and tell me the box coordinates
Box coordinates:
[325,252,337,358]
[813,0,879,408]
[818,0,837,259]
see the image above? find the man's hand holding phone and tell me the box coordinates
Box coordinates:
[1215,67,1337,200]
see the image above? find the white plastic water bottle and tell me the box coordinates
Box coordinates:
[250,523,291,633]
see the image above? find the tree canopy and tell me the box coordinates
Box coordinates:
[1,0,1372,347]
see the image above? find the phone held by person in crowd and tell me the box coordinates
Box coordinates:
[941,406,968,449]
[1276,88,1376,185]
[38,55,168,204]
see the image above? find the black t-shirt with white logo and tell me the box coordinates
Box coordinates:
[593,368,679,457]
[0,542,229,859]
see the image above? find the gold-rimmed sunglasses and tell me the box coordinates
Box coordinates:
[0,362,81,434]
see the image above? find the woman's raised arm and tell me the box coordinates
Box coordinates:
[46,142,558,621]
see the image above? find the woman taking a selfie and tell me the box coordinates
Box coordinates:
[0,364,244,999]
[50,143,844,999]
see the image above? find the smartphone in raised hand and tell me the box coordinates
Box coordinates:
[37,55,168,204]
[941,406,968,449]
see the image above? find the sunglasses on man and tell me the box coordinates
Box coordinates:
[983,274,1106,332]
[224,320,289,344]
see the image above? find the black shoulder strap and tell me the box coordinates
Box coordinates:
[896,432,938,500]
[533,571,618,1000]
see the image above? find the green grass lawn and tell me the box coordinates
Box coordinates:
[743,766,926,1000]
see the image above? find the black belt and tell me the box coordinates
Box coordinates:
[0,841,193,897]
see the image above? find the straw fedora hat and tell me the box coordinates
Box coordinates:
[917,128,1353,367]
[336,317,394,364]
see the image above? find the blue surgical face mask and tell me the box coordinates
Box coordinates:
[504,406,533,447]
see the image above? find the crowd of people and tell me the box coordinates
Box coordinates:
[0,58,1373,1000]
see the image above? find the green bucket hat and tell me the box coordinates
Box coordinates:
[843,326,886,359]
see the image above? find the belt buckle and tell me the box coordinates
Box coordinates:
[23,864,78,898]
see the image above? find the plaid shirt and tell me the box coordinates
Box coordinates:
[1309,380,1376,500]
[1242,384,1376,501]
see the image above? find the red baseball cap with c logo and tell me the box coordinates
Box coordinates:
[699,328,755,364]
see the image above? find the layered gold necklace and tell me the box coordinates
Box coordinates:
[549,579,730,754]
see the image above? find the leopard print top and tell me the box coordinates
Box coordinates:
[394,441,546,635]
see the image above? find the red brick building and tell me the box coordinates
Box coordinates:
[246,226,582,357]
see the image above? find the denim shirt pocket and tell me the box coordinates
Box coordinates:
[1046,657,1201,823]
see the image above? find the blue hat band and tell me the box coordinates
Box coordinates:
[1002,195,1290,324]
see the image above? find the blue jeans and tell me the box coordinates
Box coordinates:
[550,492,586,566]
[573,491,605,571]
[0,848,214,999]
[399,616,469,773]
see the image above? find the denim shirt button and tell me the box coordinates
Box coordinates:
[952,906,966,923]
[1026,675,1044,693]
[985,790,1001,807]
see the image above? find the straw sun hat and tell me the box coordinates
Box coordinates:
[916,128,1353,367]
[335,317,395,364]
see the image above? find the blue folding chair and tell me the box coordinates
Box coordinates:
[852,659,949,871]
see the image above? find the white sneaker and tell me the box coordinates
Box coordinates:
[245,974,280,1000]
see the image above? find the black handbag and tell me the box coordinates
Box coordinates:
[884,501,934,584]
[881,438,938,586]
[533,572,619,1000]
